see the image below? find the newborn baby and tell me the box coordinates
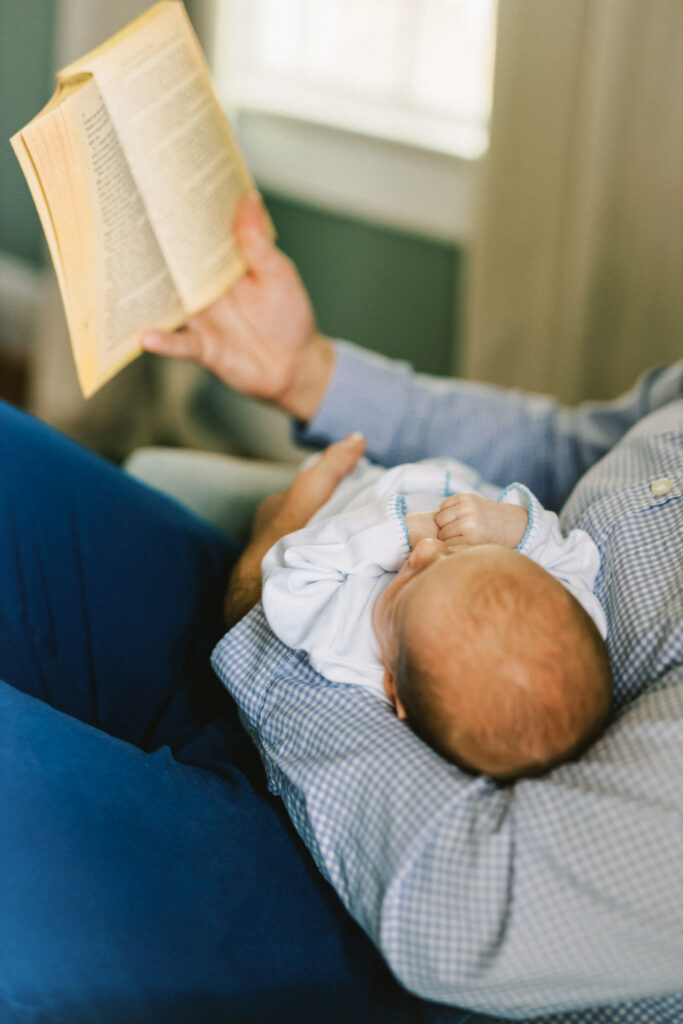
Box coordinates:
[262,455,612,781]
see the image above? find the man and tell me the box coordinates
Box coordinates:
[143,193,683,1021]
[1,194,680,1024]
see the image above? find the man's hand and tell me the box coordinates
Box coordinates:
[251,432,366,546]
[223,433,366,627]
[141,193,334,421]
[435,493,528,549]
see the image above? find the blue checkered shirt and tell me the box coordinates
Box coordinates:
[212,343,683,1023]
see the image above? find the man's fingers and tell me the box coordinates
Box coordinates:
[141,327,202,361]
[292,434,365,510]
[142,318,231,377]
[234,192,274,273]
[314,433,366,480]
[271,434,365,532]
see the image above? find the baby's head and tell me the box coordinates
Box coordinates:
[373,540,612,781]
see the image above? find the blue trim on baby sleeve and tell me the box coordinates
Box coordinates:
[498,483,535,552]
[391,494,412,550]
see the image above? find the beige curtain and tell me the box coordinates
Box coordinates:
[464,0,682,403]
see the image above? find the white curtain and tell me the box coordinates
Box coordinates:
[464,0,682,403]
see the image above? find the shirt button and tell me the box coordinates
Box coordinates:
[650,477,672,497]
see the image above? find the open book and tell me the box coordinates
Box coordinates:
[11,1,270,397]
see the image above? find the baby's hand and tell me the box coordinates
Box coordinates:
[435,493,528,549]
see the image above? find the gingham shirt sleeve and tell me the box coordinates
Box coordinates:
[298,344,683,510]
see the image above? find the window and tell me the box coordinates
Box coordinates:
[210,1,497,242]
[214,0,496,158]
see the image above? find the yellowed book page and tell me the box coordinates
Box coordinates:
[66,1,259,313]
[10,131,68,304]
[22,76,183,396]
[9,76,93,309]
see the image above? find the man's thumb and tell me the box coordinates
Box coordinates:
[234,192,272,270]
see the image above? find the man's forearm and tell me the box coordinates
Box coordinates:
[223,552,263,629]
[300,344,683,511]
[224,529,281,628]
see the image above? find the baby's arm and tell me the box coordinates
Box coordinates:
[435,493,528,549]
[261,498,411,657]
[402,511,439,547]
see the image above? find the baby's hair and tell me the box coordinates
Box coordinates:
[395,556,612,781]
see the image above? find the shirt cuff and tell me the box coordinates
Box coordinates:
[293,340,413,457]
[386,494,412,558]
[212,604,296,732]
[497,482,538,553]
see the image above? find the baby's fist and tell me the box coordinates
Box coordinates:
[435,493,527,549]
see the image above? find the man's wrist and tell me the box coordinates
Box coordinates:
[279,334,335,421]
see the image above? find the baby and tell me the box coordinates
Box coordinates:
[262,454,612,781]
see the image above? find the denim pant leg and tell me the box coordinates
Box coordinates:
[0,403,476,1024]
[0,399,241,755]
[2,678,426,1024]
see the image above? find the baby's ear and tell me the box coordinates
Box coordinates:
[383,670,408,720]
[382,669,397,705]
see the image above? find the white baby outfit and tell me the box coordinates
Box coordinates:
[262,456,607,703]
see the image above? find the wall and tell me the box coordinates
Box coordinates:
[263,192,461,376]
[0,0,56,265]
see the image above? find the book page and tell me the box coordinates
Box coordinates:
[20,74,183,395]
[10,131,68,304]
[69,77,184,387]
[69,2,257,313]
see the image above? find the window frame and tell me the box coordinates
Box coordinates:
[206,0,495,244]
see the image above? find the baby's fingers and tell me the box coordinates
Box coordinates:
[439,493,463,506]
[436,520,470,544]
[438,494,462,512]
[435,498,464,529]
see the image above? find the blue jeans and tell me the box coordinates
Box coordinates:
[0,402,493,1024]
